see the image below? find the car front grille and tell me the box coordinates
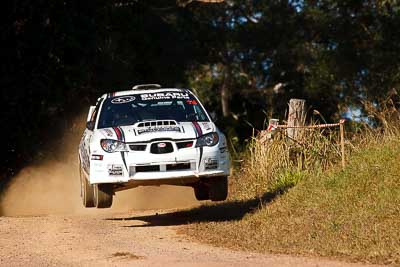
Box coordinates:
[166,163,191,171]
[129,162,193,176]
[150,142,174,154]
[135,165,160,172]
[176,141,193,149]
[127,140,194,153]
[129,144,147,151]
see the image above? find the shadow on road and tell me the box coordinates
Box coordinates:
[106,190,279,227]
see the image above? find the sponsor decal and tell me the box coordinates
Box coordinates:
[140,92,190,101]
[111,96,135,104]
[137,126,181,134]
[202,122,212,131]
[103,129,114,137]
[108,164,123,176]
[205,158,218,170]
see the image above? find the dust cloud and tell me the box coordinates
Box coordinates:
[0,112,198,216]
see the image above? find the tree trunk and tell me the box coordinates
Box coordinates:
[221,65,230,117]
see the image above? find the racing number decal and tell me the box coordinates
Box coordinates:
[186,99,198,105]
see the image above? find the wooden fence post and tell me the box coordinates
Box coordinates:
[287,99,306,139]
[340,119,346,169]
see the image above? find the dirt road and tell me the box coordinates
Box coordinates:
[0,116,381,266]
[0,208,381,267]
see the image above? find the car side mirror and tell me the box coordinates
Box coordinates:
[86,121,95,131]
[87,106,96,122]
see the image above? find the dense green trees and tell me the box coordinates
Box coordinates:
[1,0,400,187]
[0,0,197,183]
[189,0,400,122]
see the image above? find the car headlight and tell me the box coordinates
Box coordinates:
[196,132,219,147]
[100,139,128,153]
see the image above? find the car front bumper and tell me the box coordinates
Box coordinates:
[88,145,230,186]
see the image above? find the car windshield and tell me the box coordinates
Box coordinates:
[97,91,209,128]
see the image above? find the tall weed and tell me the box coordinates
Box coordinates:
[233,124,342,200]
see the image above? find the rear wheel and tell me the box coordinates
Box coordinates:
[193,184,210,201]
[80,167,94,208]
[209,176,228,201]
[94,184,113,208]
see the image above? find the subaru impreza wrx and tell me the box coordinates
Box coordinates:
[78,84,230,208]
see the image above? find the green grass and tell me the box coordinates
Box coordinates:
[270,170,306,194]
[183,136,400,265]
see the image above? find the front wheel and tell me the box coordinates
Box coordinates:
[209,176,228,201]
[193,184,210,201]
[80,167,94,208]
[94,184,113,208]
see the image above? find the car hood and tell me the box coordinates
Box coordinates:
[95,121,216,143]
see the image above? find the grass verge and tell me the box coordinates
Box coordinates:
[182,134,400,265]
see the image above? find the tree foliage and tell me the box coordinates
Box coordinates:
[1,0,400,186]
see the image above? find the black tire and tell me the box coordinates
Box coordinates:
[209,176,228,201]
[94,184,113,208]
[193,184,210,201]
[80,167,95,208]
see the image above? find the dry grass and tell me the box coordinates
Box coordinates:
[183,99,400,265]
[232,124,342,200]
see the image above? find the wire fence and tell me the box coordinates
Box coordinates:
[261,119,347,169]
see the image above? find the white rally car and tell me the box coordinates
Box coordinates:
[78,84,230,208]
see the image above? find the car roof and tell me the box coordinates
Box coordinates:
[100,87,193,99]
